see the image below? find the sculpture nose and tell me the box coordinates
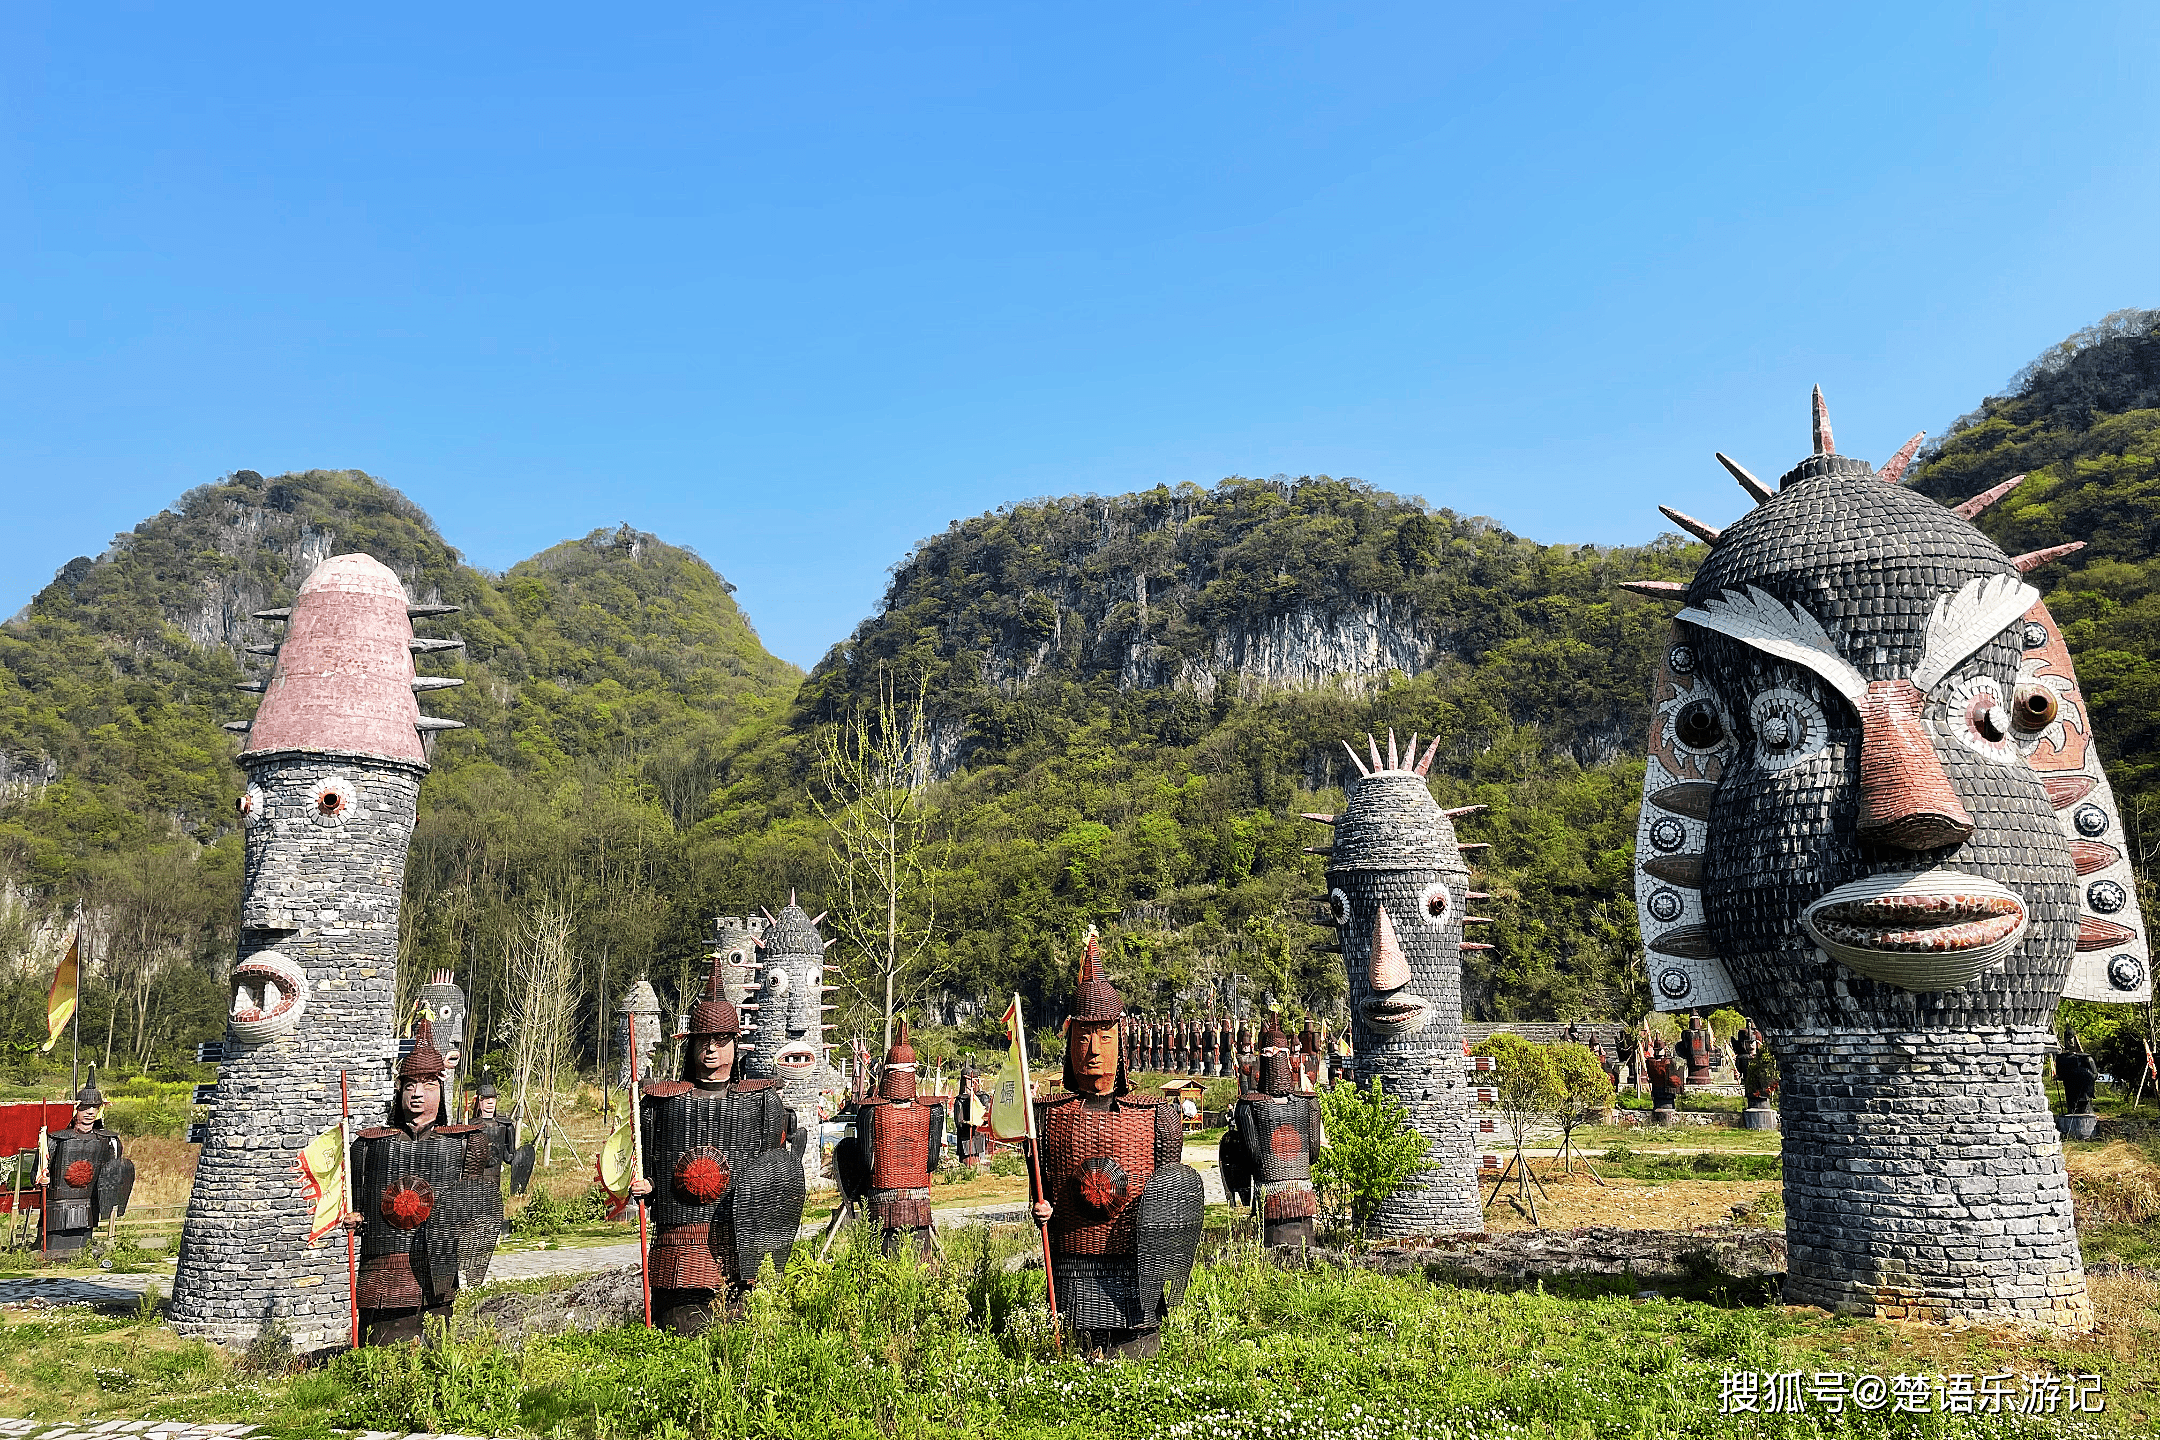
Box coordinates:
[1858,678,1975,851]
[1368,904,1412,991]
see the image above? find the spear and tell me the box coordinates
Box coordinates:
[629,1032,651,1328]
[342,1070,357,1349]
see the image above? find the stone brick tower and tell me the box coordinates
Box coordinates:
[1623,391,2145,1328]
[1308,732,1488,1236]
[744,900,842,1190]
[170,553,462,1347]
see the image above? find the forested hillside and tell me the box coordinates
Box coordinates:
[4,310,2155,1081]
[0,469,798,1073]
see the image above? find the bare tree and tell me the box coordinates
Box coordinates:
[811,671,943,1051]
[505,899,582,1164]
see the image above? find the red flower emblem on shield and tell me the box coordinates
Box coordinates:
[673,1146,730,1203]
[1270,1125,1303,1159]
[380,1176,436,1230]
[64,1160,95,1189]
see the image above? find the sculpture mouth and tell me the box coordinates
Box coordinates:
[228,952,308,1041]
[775,1043,820,1077]
[1801,870,2028,991]
[1359,991,1432,1037]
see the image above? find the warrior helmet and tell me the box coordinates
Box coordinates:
[398,1016,448,1085]
[1062,927,1129,1095]
[685,946,743,1041]
[879,1018,920,1100]
[1258,1017,1295,1096]
[74,1065,105,1111]
[475,1069,500,1100]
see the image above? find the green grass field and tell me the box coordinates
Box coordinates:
[2,1219,2151,1439]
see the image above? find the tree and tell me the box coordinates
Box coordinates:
[1313,1077,1432,1237]
[505,899,582,1164]
[812,670,943,1051]
[1547,1041,1615,1175]
[1482,1032,1563,1223]
[1706,1007,1746,1076]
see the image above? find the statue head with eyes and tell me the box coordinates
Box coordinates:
[1310,732,1488,1236]
[1627,389,2141,1329]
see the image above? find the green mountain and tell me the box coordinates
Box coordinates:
[0,469,797,1073]
[5,309,2155,1079]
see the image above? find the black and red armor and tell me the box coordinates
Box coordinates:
[351,1019,497,1341]
[1032,935,1203,1357]
[42,1076,132,1256]
[849,1021,944,1253]
[638,948,805,1333]
[640,1077,800,1290]
[351,1119,494,1307]
[1231,1092,1323,1248]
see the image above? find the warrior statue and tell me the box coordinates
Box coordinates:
[1229,1020,1324,1249]
[1623,387,2150,1328]
[1675,1013,1718,1086]
[42,1070,133,1256]
[1306,731,1487,1235]
[1645,1044,1683,1115]
[843,1020,944,1255]
[345,1021,497,1344]
[634,954,806,1335]
[1029,932,1203,1359]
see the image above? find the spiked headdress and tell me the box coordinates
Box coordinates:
[398,1016,448,1083]
[1258,1017,1294,1096]
[879,1017,919,1100]
[74,1065,105,1109]
[1069,926,1122,1024]
[686,948,743,1039]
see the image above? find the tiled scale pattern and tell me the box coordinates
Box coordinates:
[1306,734,1485,1237]
[1621,399,2140,1329]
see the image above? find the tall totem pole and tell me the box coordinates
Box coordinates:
[1308,731,1488,1236]
[1625,390,2149,1328]
[170,554,462,1346]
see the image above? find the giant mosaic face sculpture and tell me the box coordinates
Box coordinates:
[1311,732,1487,1235]
[749,900,836,1085]
[1631,391,2150,1020]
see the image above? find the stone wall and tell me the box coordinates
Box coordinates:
[1777,1027,2088,1328]
[168,751,422,1347]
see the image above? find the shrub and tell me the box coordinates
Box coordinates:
[1313,1077,1432,1234]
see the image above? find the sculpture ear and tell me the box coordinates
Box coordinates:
[1636,623,1741,1013]
[2020,601,2150,1001]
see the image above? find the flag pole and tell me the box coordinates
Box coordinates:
[629,1032,651,1328]
[341,1070,358,1349]
[1012,996,1058,1330]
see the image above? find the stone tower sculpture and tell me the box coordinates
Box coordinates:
[170,553,462,1347]
[743,900,842,1189]
[1306,732,1488,1236]
[616,978,662,1087]
[1623,389,2149,1329]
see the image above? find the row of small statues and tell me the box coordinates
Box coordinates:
[1113,1013,1334,1079]
[323,937,1318,1359]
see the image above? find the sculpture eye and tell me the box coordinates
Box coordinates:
[767,967,791,996]
[1325,888,1350,925]
[1674,700,1724,751]
[1944,675,2017,764]
[1747,688,1828,771]
[1418,880,1451,924]
[2011,682,2059,733]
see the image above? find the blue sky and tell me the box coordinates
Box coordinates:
[4,3,2155,670]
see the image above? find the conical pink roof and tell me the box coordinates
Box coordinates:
[244,554,425,762]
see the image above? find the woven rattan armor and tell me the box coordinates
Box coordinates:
[353,1123,493,1306]
[43,1128,125,1239]
[1036,1094,1177,1257]
[640,1079,804,1289]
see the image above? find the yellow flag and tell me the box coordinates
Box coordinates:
[40,925,79,1054]
[989,994,1036,1141]
[293,1123,347,1243]
[595,1116,637,1218]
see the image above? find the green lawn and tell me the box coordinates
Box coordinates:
[6,1222,2151,1439]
